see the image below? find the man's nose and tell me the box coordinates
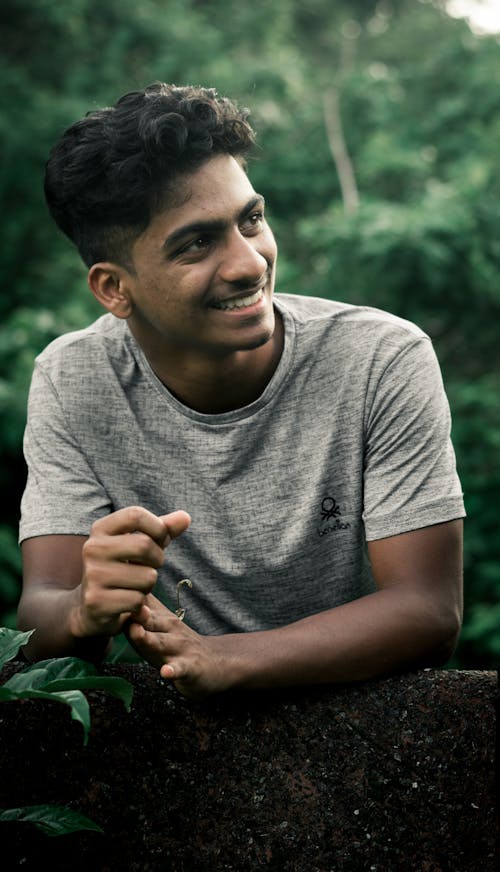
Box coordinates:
[218,230,268,285]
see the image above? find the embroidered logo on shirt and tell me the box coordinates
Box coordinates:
[318,496,351,536]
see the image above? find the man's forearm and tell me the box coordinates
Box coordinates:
[210,585,461,690]
[17,586,111,663]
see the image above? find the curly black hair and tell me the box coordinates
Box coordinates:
[44,83,257,267]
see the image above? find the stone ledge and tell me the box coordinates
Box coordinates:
[0,665,497,871]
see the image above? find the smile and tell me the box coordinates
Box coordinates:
[212,288,264,311]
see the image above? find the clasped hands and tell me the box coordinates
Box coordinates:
[71,506,230,699]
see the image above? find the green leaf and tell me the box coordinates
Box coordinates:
[0,627,34,670]
[0,804,103,836]
[1,669,49,692]
[43,676,133,710]
[0,656,98,692]
[0,687,91,744]
[1,651,133,741]
[31,656,99,682]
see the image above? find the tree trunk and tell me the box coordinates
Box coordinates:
[323,86,359,214]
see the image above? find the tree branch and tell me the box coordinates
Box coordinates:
[323,86,359,215]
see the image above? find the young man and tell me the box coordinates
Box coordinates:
[17,83,465,698]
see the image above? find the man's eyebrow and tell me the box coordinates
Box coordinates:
[163,194,265,251]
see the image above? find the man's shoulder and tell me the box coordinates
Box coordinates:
[275,293,427,341]
[35,314,127,370]
[276,294,432,381]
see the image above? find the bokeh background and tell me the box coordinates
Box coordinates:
[1,0,499,668]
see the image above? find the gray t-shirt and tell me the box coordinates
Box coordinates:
[19,294,465,634]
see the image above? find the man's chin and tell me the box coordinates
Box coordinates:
[242,329,275,351]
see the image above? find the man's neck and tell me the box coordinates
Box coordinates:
[132,311,284,415]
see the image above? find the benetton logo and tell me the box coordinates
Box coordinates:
[318,496,351,536]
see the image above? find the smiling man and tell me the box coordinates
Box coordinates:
[17,83,465,698]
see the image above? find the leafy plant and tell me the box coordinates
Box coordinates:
[0,805,103,837]
[0,627,134,836]
[0,628,133,743]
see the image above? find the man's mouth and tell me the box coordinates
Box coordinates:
[212,288,264,311]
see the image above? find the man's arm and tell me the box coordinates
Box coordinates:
[16,508,191,662]
[18,533,104,661]
[18,509,462,696]
[127,519,463,698]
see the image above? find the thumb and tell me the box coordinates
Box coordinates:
[159,510,191,541]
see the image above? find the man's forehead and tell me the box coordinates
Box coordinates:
[167,154,255,210]
[146,155,259,240]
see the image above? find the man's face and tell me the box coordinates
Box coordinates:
[124,154,278,361]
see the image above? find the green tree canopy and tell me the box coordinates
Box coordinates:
[1,0,499,666]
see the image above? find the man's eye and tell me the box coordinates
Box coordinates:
[180,236,211,255]
[242,211,264,233]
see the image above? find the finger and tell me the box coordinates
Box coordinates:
[80,580,154,639]
[126,620,169,669]
[127,620,146,642]
[84,559,158,592]
[83,529,166,574]
[134,595,179,628]
[91,506,170,543]
[110,533,166,568]
[160,662,206,700]
[133,602,152,625]
[126,616,187,661]
[143,592,165,610]
[137,606,181,633]
[83,585,149,618]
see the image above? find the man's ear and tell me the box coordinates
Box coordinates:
[87,263,133,319]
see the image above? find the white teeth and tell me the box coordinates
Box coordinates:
[214,289,263,310]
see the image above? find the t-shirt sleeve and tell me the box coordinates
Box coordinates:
[362,336,465,540]
[19,363,113,542]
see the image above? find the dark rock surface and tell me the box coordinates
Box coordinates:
[0,664,497,871]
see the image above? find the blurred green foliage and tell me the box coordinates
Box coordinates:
[1,0,498,667]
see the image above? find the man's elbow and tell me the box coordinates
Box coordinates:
[423,606,462,667]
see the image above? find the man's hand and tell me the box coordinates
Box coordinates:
[18,506,191,662]
[70,507,191,639]
[126,594,230,699]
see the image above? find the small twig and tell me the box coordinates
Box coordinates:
[175,579,193,622]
